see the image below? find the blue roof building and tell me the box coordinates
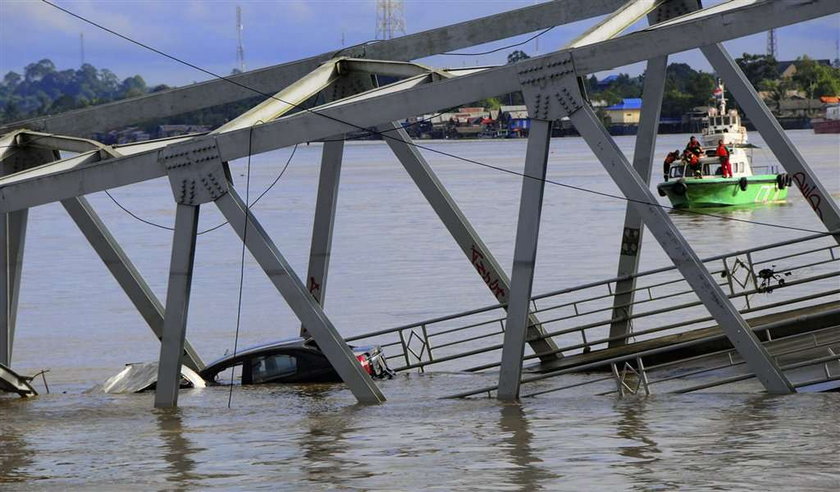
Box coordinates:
[604,98,643,124]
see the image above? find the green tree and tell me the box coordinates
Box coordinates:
[735,53,778,87]
[507,50,530,64]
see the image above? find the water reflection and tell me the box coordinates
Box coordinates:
[498,403,558,486]
[155,409,202,488]
[612,398,677,490]
[0,403,35,484]
[296,386,373,485]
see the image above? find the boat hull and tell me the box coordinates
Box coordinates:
[657,175,789,208]
[812,119,840,134]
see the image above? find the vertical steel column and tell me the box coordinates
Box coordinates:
[62,196,203,371]
[702,44,840,239]
[215,188,385,404]
[0,210,26,366]
[154,204,200,408]
[497,119,553,401]
[607,55,669,348]
[570,101,794,394]
[382,122,560,361]
[301,138,344,337]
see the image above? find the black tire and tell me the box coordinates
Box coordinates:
[658,187,667,197]
[776,173,787,189]
[673,179,687,196]
[738,177,748,191]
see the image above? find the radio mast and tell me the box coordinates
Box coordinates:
[236,5,246,72]
[376,0,406,40]
[766,29,778,59]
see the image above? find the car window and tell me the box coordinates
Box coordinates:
[250,354,297,383]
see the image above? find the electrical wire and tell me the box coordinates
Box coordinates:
[31,0,835,236]
[227,124,255,408]
[438,27,555,57]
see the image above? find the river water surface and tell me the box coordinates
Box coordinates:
[2,131,839,489]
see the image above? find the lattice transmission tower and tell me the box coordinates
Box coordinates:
[766,29,778,59]
[376,0,406,40]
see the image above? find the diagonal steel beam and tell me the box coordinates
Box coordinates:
[0,0,625,137]
[701,43,840,240]
[569,101,794,394]
[0,0,835,214]
[62,196,204,371]
[381,121,560,361]
[215,188,385,404]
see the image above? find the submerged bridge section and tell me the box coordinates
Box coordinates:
[0,0,838,407]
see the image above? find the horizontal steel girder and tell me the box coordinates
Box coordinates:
[0,0,626,137]
[0,0,836,214]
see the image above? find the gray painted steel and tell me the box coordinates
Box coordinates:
[570,101,794,394]
[0,211,26,366]
[61,196,204,371]
[382,122,559,361]
[0,1,835,216]
[154,204,200,408]
[215,189,385,404]
[0,0,625,137]
[301,138,345,337]
[607,55,669,347]
[701,43,840,240]
[497,119,553,401]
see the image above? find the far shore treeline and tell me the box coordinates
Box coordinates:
[2,52,839,132]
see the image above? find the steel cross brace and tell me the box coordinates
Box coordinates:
[558,69,794,395]
[151,135,384,405]
[701,43,840,241]
[380,121,561,362]
[607,0,701,348]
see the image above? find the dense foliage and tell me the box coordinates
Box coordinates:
[2,53,838,127]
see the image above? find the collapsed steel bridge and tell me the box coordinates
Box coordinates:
[0,0,838,407]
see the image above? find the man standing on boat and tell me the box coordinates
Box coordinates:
[685,136,703,156]
[663,150,680,181]
[716,139,732,178]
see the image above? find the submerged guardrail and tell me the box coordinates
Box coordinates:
[347,231,840,394]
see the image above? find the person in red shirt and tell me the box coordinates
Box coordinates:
[716,139,732,178]
[663,150,680,181]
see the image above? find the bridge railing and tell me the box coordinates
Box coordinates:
[346,232,840,375]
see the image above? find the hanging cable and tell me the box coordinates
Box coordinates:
[227,124,255,408]
[438,27,555,57]
[32,0,833,235]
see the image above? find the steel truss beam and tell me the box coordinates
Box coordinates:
[381,122,560,361]
[607,55,669,348]
[154,204,200,408]
[214,188,385,404]
[301,138,345,337]
[61,196,204,370]
[0,0,626,137]
[606,0,700,348]
[567,95,794,395]
[1,0,833,216]
[497,120,553,400]
[701,43,840,239]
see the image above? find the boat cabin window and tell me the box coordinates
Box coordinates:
[669,166,685,178]
[250,354,298,383]
[704,163,723,176]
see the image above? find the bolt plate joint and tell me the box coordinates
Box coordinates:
[516,52,583,121]
[159,137,228,205]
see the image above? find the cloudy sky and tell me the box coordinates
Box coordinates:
[1,0,838,87]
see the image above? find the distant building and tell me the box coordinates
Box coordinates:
[604,98,642,124]
[777,59,832,79]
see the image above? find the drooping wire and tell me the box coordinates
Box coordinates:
[438,27,555,56]
[103,142,298,235]
[227,124,255,408]
[32,0,832,235]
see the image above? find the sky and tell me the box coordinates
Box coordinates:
[0,0,838,87]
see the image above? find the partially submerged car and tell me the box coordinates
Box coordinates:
[101,362,206,394]
[199,337,394,385]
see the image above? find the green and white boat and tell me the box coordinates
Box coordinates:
[657,82,791,208]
